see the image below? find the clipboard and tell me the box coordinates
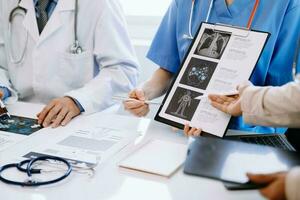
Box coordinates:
[155,22,270,138]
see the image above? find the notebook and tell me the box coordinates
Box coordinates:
[119,140,187,177]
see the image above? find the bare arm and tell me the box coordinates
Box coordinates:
[141,68,174,100]
[124,67,174,117]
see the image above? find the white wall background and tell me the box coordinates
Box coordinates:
[119,0,171,84]
[118,0,171,116]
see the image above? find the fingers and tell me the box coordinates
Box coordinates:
[188,127,198,136]
[184,124,202,137]
[123,99,145,109]
[127,104,149,117]
[124,90,146,110]
[37,101,56,125]
[61,112,75,126]
[136,106,150,117]
[210,101,228,113]
[194,129,202,136]
[135,90,146,101]
[208,94,221,103]
[133,105,149,117]
[209,94,237,104]
[51,108,68,128]
[38,97,81,128]
[184,124,190,136]
[42,104,62,127]
[247,173,278,184]
[128,89,146,101]
[124,89,149,117]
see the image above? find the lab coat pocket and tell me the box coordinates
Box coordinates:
[58,51,94,89]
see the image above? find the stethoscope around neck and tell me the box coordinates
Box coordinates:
[183,0,260,40]
[8,0,83,65]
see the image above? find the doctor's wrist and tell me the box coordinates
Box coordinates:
[65,96,85,113]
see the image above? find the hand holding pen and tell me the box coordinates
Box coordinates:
[121,89,151,117]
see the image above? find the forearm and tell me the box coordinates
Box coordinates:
[142,68,174,100]
[0,11,18,103]
[66,64,137,114]
[240,80,300,127]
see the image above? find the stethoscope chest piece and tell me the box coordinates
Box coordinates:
[70,40,83,54]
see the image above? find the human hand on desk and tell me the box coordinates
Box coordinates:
[247,172,287,200]
[123,89,150,117]
[37,97,80,128]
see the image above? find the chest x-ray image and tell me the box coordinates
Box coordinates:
[0,116,42,135]
[165,87,202,121]
[195,29,231,59]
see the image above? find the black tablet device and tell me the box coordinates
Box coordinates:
[184,137,300,185]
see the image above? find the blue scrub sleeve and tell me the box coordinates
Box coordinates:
[265,5,300,86]
[0,87,11,100]
[147,0,180,74]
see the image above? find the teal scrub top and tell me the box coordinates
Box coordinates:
[147,0,300,133]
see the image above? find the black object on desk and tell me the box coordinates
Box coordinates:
[183,137,300,189]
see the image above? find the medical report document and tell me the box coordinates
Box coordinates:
[155,23,269,137]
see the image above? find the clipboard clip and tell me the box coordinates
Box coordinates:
[212,23,250,38]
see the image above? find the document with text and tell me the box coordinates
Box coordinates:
[24,127,137,167]
[155,23,269,137]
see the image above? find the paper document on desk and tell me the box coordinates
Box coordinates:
[25,126,139,166]
[119,140,188,177]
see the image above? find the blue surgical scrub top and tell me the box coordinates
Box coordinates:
[147,0,300,133]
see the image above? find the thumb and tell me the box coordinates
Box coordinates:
[135,89,146,101]
[247,173,277,184]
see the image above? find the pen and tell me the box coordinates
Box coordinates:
[194,91,239,100]
[0,99,11,118]
[112,96,162,105]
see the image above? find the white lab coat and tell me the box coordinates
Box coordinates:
[0,0,138,114]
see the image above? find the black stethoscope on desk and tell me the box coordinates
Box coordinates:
[8,0,83,64]
[0,156,72,186]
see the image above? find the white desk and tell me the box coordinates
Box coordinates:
[0,102,264,200]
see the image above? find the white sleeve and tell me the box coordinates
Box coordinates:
[65,0,139,114]
[0,1,18,104]
[240,79,300,127]
[286,167,300,200]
